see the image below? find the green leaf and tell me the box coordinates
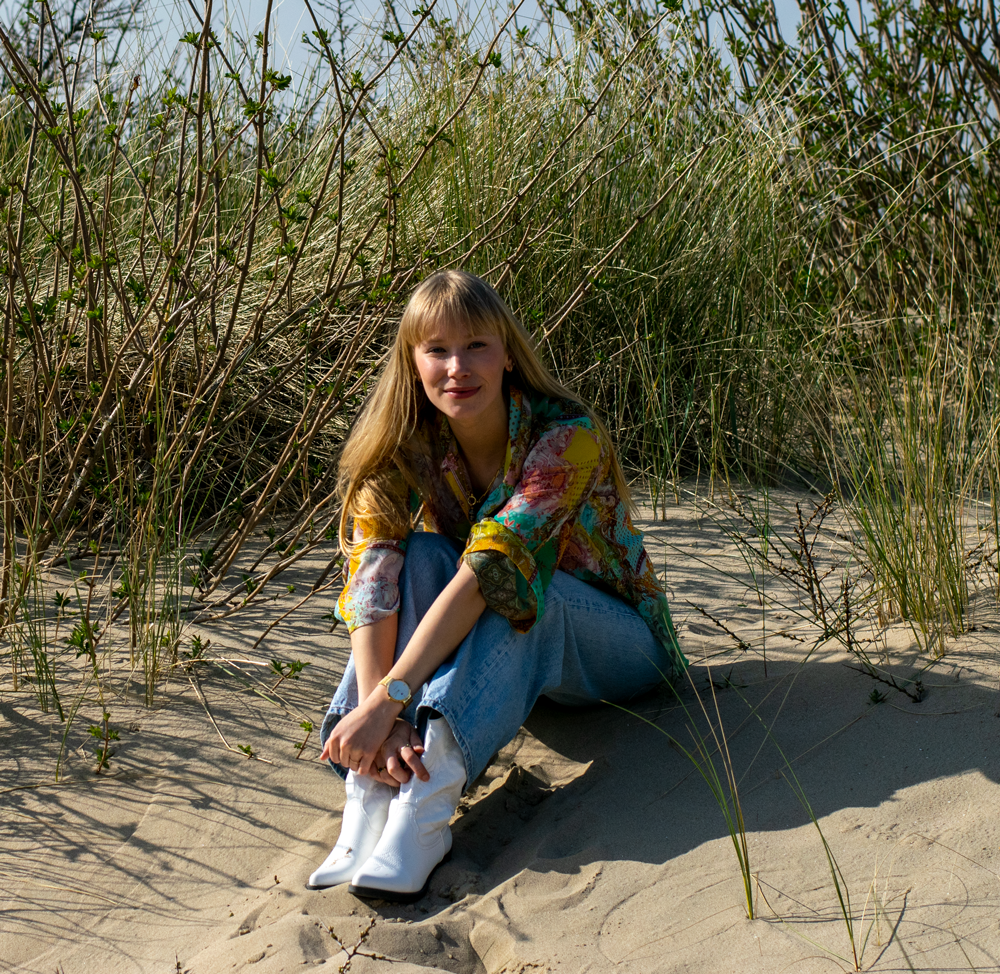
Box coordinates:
[265,69,292,91]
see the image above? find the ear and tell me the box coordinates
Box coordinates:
[505,356,514,372]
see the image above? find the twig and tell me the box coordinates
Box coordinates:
[685,601,754,654]
[186,669,274,764]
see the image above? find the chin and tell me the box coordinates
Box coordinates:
[437,401,481,420]
[435,391,479,410]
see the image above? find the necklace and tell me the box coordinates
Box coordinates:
[465,455,505,509]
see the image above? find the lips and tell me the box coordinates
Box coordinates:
[443,387,479,399]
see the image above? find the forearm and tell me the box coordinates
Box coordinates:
[386,561,486,695]
[350,613,398,701]
[348,561,486,705]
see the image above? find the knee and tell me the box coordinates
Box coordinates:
[402,532,461,584]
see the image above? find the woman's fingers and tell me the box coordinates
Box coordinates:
[378,719,422,783]
[399,742,430,781]
[358,759,397,786]
[320,735,336,764]
[385,751,412,784]
[404,724,429,779]
[325,724,355,767]
[329,716,431,784]
[324,697,398,774]
[344,746,370,774]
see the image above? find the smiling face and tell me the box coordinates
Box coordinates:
[412,315,512,431]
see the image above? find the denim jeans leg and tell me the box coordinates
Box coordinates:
[541,571,668,706]
[416,601,565,786]
[416,569,667,785]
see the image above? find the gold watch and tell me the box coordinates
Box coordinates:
[378,674,413,708]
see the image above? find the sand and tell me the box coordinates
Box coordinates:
[3,488,1000,973]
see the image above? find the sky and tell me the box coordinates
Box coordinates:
[226,0,806,69]
[207,0,806,71]
[0,0,808,82]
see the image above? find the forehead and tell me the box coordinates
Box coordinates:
[412,312,501,344]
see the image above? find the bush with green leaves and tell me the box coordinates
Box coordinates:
[2,0,999,705]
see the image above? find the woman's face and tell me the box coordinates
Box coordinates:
[412,317,512,430]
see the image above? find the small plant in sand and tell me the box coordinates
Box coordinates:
[741,693,880,972]
[295,720,313,758]
[184,635,208,666]
[67,619,99,672]
[88,711,120,773]
[619,665,755,919]
[713,493,931,704]
[269,658,311,691]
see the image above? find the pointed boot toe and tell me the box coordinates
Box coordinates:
[307,772,394,890]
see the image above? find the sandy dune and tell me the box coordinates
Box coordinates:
[4,490,1000,973]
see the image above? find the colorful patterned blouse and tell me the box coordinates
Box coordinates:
[336,387,685,681]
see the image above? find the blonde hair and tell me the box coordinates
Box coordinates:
[337,270,633,555]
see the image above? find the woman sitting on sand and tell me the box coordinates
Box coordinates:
[309,270,685,902]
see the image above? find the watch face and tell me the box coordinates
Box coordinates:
[387,679,410,703]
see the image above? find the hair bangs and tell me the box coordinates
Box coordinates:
[399,271,511,350]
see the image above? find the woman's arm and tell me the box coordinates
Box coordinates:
[321,562,486,778]
[384,561,486,690]
[351,613,397,702]
[334,613,427,786]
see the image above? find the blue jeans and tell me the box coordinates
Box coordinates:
[320,532,670,787]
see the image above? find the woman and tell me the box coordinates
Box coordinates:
[308,270,685,902]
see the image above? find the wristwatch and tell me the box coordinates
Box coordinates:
[378,675,413,708]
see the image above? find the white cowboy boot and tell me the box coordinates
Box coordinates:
[306,771,394,889]
[349,716,466,902]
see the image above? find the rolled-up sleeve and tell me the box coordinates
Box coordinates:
[461,421,604,632]
[336,536,408,632]
[335,470,412,631]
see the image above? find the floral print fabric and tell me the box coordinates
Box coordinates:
[335,387,685,680]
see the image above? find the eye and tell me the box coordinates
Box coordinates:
[468,340,487,349]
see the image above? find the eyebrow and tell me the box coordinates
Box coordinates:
[419,333,493,344]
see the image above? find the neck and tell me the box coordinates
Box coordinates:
[449,394,508,469]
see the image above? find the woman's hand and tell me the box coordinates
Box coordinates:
[377,719,429,785]
[320,693,400,777]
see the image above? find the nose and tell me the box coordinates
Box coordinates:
[446,352,470,377]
